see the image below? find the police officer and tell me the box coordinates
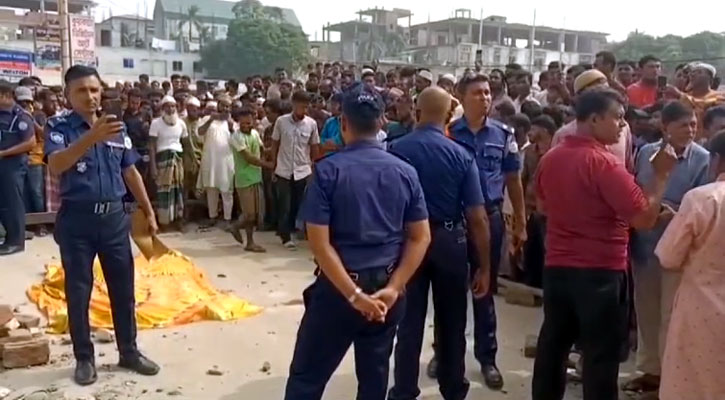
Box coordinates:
[427,73,527,389]
[284,82,431,400]
[388,86,492,400]
[44,66,160,385]
[0,81,36,256]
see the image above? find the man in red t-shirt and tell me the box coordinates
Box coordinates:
[532,89,677,400]
[627,55,662,108]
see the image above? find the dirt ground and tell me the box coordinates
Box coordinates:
[0,227,638,400]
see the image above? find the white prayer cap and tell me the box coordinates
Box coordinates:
[186,96,201,107]
[418,70,433,82]
[205,101,218,109]
[439,73,456,84]
[160,95,176,106]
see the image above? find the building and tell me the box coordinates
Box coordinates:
[323,7,412,63]
[96,15,155,49]
[152,0,301,47]
[322,8,608,72]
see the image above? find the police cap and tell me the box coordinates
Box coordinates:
[342,82,384,134]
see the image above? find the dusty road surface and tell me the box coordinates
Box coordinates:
[0,228,637,400]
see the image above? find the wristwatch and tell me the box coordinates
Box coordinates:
[347,287,363,304]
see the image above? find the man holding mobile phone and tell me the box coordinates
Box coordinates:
[44,65,159,386]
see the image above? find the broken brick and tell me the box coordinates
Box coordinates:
[0,305,13,326]
[15,314,41,329]
[2,337,50,368]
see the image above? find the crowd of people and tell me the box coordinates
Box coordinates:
[1,50,725,400]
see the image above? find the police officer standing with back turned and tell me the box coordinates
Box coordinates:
[44,66,160,386]
[388,86,492,400]
[283,82,431,400]
[0,80,36,256]
[427,73,527,390]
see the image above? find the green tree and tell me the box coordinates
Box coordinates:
[611,31,725,73]
[201,1,308,78]
[178,5,202,45]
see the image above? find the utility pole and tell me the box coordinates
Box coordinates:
[58,0,70,75]
[529,9,536,71]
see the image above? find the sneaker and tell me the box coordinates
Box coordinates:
[283,241,297,250]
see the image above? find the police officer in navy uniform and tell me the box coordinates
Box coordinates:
[284,82,431,400]
[427,73,527,389]
[388,86,492,400]
[44,66,160,385]
[0,80,36,256]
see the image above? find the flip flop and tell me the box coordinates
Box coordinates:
[245,244,267,253]
[230,229,245,245]
[622,375,660,393]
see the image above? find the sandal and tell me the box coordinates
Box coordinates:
[622,374,660,393]
[245,244,267,253]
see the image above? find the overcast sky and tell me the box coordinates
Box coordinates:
[94,0,725,42]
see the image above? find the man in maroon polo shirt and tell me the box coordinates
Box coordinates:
[531,89,678,400]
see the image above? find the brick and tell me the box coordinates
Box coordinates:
[14,314,41,329]
[2,337,50,368]
[524,335,538,358]
[0,329,33,358]
[0,305,12,326]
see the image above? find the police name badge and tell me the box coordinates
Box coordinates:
[124,136,132,149]
[18,121,28,131]
[76,161,87,173]
[50,131,64,144]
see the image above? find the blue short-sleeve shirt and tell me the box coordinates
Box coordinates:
[389,124,484,222]
[0,104,35,167]
[44,111,139,202]
[449,117,521,205]
[299,140,428,271]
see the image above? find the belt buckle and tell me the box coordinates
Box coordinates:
[444,221,454,231]
[94,202,110,214]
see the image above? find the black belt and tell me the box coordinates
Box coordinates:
[61,200,124,215]
[430,220,464,231]
[314,263,395,293]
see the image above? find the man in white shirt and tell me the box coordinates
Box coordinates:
[271,91,320,248]
[149,96,188,229]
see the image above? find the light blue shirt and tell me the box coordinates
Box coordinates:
[631,141,710,264]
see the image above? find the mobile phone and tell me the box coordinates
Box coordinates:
[657,76,668,90]
[104,99,123,120]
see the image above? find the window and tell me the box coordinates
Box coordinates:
[172,61,183,71]
[101,30,111,46]
[122,58,134,69]
[193,61,203,73]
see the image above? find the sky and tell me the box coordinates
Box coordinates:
[94,0,725,42]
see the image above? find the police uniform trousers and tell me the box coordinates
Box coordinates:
[54,200,138,362]
[390,221,470,400]
[284,266,405,400]
[471,205,504,367]
[0,160,27,247]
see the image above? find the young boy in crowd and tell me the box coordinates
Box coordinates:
[229,108,273,252]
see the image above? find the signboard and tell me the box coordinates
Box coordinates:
[34,14,62,71]
[69,15,96,67]
[0,49,33,81]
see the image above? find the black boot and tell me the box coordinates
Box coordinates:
[481,364,504,390]
[119,353,160,376]
[74,359,97,386]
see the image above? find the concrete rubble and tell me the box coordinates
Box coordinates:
[0,306,50,369]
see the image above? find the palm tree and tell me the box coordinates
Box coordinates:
[177,5,202,45]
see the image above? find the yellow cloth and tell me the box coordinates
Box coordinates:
[27,252,262,334]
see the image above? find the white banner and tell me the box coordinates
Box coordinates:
[69,15,96,67]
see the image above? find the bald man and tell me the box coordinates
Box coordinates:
[388,87,492,400]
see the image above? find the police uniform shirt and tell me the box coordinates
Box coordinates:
[449,117,521,204]
[0,104,35,165]
[44,112,139,202]
[390,123,484,223]
[298,139,428,272]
